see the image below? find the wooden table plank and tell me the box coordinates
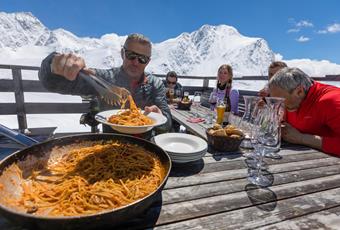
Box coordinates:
[259,205,340,230]
[125,175,340,229]
[166,157,340,189]
[162,163,340,205]
[154,184,340,230]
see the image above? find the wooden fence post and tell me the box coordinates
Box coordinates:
[11,67,27,132]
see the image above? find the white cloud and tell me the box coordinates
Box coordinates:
[317,23,340,34]
[287,19,313,34]
[287,28,300,33]
[296,36,310,42]
[296,20,314,28]
[328,23,340,33]
[317,30,328,34]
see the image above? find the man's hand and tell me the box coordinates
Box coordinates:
[144,105,162,114]
[51,53,94,81]
[281,122,303,144]
[258,87,269,97]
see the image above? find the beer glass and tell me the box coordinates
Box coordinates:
[216,99,226,124]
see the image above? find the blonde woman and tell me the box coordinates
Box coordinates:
[209,64,239,114]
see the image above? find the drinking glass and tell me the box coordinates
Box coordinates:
[239,96,262,148]
[263,97,285,159]
[192,92,201,117]
[175,89,182,99]
[216,99,226,124]
[168,88,175,103]
[247,108,273,187]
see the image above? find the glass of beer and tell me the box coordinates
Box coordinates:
[169,88,175,103]
[216,99,226,124]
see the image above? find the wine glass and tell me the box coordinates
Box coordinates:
[247,106,278,187]
[192,91,201,117]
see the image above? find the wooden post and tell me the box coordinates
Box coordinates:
[203,78,209,89]
[11,67,27,132]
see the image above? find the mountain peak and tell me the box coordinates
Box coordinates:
[0,11,47,49]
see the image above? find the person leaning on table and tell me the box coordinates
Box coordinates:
[268,67,340,156]
[38,33,172,134]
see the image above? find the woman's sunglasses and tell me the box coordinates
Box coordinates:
[123,47,150,64]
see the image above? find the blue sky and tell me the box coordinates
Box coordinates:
[1,0,340,63]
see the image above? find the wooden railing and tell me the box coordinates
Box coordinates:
[0,64,90,132]
[1,64,339,133]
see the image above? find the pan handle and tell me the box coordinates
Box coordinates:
[0,124,39,147]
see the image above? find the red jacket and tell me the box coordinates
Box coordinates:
[286,81,340,156]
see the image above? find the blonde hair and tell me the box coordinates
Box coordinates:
[217,64,233,88]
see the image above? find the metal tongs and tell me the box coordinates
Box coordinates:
[78,70,130,106]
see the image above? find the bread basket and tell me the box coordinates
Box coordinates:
[206,126,244,152]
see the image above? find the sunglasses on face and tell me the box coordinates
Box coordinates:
[123,48,150,64]
[167,81,176,85]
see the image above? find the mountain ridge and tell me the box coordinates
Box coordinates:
[0,12,340,77]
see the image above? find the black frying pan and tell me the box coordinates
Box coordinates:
[0,133,171,230]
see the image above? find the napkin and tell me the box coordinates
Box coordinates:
[187,117,205,123]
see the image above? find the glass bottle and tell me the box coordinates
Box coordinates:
[222,94,231,126]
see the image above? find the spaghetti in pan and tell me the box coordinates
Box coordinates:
[0,140,166,217]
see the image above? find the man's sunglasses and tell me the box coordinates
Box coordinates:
[123,47,150,64]
[167,81,176,85]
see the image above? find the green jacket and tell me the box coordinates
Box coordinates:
[38,52,172,133]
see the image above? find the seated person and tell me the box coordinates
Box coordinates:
[269,67,340,156]
[259,61,287,97]
[208,64,239,114]
[163,71,183,103]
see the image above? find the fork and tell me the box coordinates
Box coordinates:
[78,71,130,106]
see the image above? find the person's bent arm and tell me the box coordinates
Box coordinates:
[38,52,97,96]
[230,89,239,114]
[281,122,322,150]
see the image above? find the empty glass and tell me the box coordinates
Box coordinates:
[239,96,262,148]
[192,91,201,117]
[263,97,285,159]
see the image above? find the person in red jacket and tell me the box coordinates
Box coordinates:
[268,67,340,156]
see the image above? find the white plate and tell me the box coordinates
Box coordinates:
[95,109,167,134]
[154,133,207,154]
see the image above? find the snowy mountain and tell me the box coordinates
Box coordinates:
[1,11,340,77]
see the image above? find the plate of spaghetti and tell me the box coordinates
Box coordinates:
[95,96,167,134]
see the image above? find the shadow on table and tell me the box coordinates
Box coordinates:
[114,192,163,230]
[208,146,243,161]
[169,158,204,177]
[245,183,277,212]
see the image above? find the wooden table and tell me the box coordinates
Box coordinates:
[1,110,340,229]
[170,104,215,140]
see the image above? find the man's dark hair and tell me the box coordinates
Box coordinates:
[166,71,178,81]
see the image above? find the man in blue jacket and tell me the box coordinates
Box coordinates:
[39,33,172,134]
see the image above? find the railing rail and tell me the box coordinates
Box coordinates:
[1,64,339,132]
